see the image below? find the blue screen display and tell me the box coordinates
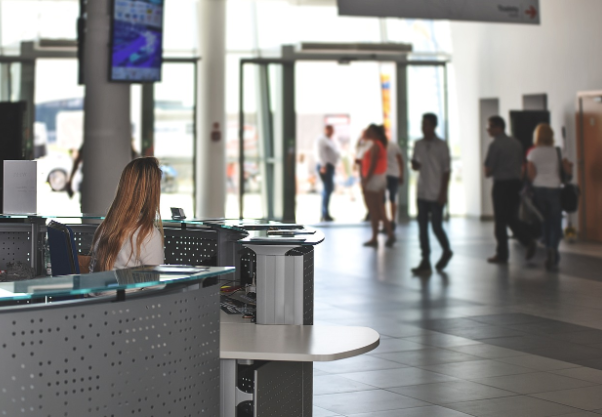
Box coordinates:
[110,0,164,82]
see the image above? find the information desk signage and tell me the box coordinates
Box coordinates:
[337,0,541,24]
[3,160,36,214]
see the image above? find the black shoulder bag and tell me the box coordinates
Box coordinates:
[556,147,580,213]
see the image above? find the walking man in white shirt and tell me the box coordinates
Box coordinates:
[315,125,340,221]
[411,113,453,273]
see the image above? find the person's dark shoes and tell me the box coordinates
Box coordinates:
[363,240,378,248]
[487,256,508,264]
[436,250,453,271]
[385,235,396,248]
[321,216,334,222]
[411,260,432,274]
[525,240,536,261]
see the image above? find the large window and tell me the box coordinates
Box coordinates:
[34,59,84,215]
[153,62,196,217]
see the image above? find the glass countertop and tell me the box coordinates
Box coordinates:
[0,265,234,302]
[0,215,304,231]
[238,228,325,246]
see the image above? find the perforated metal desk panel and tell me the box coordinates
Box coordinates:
[0,266,233,417]
[0,215,250,276]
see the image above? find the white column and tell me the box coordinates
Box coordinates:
[195,0,227,219]
[81,0,131,215]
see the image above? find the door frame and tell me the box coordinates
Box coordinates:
[239,49,449,222]
[576,90,602,239]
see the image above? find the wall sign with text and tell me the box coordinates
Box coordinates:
[337,0,540,24]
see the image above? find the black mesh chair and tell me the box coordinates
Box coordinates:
[47,221,81,276]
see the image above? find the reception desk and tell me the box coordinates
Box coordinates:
[0,216,379,417]
[0,265,233,416]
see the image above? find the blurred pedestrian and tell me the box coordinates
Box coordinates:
[411,113,453,273]
[484,116,536,264]
[527,123,573,270]
[385,138,405,230]
[361,124,395,248]
[315,125,340,222]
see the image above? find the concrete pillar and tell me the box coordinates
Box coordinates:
[195,0,227,219]
[396,63,409,221]
[81,0,131,215]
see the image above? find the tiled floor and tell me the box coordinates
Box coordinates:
[312,219,602,417]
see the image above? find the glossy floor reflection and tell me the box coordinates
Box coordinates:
[312,219,602,417]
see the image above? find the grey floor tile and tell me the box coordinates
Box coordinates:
[313,406,341,417]
[374,347,482,366]
[551,368,602,384]
[391,380,514,404]
[346,405,474,416]
[533,386,602,410]
[314,367,330,376]
[444,395,582,417]
[340,367,459,389]
[420,359,535,379]
[495,354,581,371]
[417,317,491,331]
[507,322,593,335]
[370,338,428,354]
[310,223,602,416]
[546,331,602,346]
[404,333,482,348]
[450,344,526,359]
[473,372,597,394]
[571,358,602,371]
[469,313,549,326]
[314,374,377,395]
[313,390,429,415]
[442,325,526,340]
[313,355,406,374]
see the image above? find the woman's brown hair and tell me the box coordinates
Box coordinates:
[91,157,163,272]
[366,124,388,148]
[534,123,555,147]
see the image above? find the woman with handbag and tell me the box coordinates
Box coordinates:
[527,124,573,270]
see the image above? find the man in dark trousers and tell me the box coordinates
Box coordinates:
[411,113,453,273]
[484,116,536,264]
[315,125,340,222]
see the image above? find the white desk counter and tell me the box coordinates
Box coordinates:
[221,322,380,362]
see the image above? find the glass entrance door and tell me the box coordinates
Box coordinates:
[237,60,294,221]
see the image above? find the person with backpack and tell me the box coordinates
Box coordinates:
[527,123,574,270]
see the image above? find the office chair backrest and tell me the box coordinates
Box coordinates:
[47,221,81,276]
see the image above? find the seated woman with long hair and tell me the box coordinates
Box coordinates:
[89,157,164,272]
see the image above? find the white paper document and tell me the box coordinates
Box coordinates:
[3,160,37,214]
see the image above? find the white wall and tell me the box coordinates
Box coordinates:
[450,0,602,216]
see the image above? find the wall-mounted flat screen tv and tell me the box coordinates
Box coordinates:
[110,0,165,83]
